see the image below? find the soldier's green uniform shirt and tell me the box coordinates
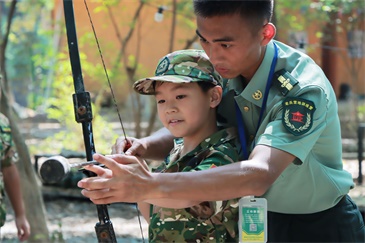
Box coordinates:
[0,112,17,227]
[149,127,240,242]
[218,40,354,214]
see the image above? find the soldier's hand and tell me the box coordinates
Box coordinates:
[78,153,152,204]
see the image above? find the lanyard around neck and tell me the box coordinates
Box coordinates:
[236,42,279,160]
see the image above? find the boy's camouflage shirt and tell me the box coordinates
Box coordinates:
[149,127,240,242]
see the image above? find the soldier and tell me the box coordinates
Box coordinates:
[79,0,365,242]
[83,50,240,242]
[0,112,30,241]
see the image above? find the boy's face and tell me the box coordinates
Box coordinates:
[155,82,220,141]
[196,13,266,80]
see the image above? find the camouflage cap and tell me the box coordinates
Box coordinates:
[133,49,222,95]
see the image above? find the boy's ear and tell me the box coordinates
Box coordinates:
[210,86,222,108]
[261,23,276,46]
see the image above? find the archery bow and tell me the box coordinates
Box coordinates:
[62,1,143,242]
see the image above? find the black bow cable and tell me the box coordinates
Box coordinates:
[82,0,145,241]
[63,0,144,242]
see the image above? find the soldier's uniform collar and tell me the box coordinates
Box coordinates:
[226,41,277,108]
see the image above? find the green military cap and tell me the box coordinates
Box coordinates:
[133,49,222,95]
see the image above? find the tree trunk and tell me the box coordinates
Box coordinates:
[321,12,338,90]
[1,88,50,242]
[0,0,49,241]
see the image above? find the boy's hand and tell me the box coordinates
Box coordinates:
[111,137,148,157]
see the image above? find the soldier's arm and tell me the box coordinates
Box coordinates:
[150,145,295,201]
[3,164,25,219]
[78,146,294,203]
[3,163,30,241]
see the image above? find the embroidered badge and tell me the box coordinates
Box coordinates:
[252,90,263,100]
[155,57,170,76]
[282,97,316,136]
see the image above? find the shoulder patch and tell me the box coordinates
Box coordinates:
[282,97,316,136]
[273,69,299,96]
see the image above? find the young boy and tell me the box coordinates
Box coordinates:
[132,49,240,242]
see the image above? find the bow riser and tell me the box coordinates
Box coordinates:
[63,1,117,242]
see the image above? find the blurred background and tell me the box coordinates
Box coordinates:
[0,0,364,242]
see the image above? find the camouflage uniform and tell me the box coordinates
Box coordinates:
[134,50,240,242]
[149,127,240,242]
[133,49,222,95]
[0,112,17,227]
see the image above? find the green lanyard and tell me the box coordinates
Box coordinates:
[235,43,279,160]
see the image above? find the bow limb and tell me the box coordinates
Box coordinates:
[63,1,117,242]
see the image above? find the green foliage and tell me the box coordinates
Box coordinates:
[32,232,49,242]
[28,50,119,156]
[358,102,365,121]
[95,0,121,9]
[3,1,56,109]
[276,0,314,31]
[308,0,365,29]
[50,220,65,243]
[276,0,364,33]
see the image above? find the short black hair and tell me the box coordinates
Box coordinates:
[193,0,274,31]
[197,81,217,93]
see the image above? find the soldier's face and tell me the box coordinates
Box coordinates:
[196,13,267,81]
[155,82,219,142]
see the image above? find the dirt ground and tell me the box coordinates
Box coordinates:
[1,159,364,243]
[1,113,150,242]
[1,195,149,242]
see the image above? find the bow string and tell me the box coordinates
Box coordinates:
[62,0,144,242]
